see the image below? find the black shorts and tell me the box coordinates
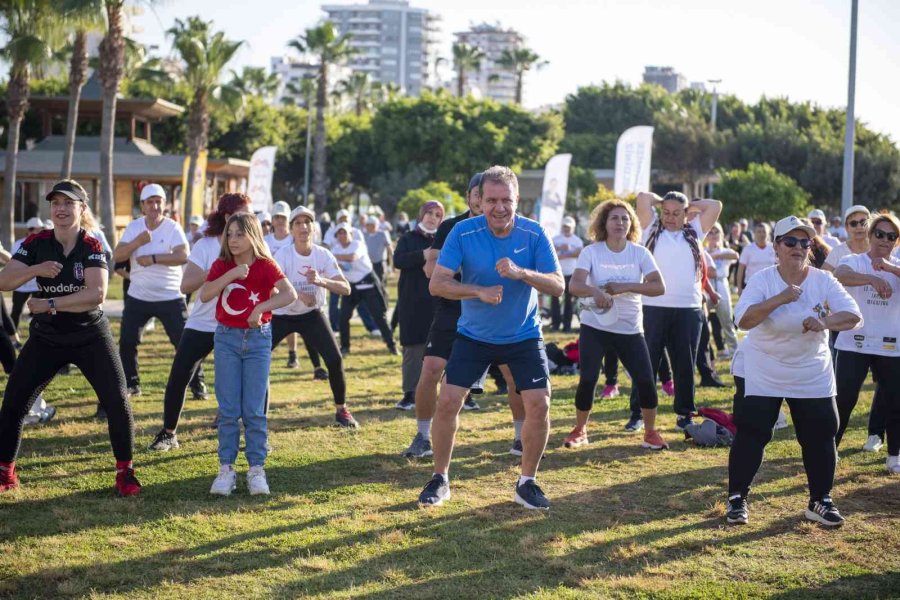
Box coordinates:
[445,335,549,392]
[424,325,457,361]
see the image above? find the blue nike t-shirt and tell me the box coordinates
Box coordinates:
[437,214,560,344]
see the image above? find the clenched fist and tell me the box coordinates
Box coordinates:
[477,285,503,305]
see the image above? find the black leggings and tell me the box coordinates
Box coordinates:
[728,376,838,500]
[835,350,900,455]
[162,328,214,431]
[340,275,394,351]
[575,325,658,413]
[603,348,671,387]
[272,311,346,405]
[0,322,134,462]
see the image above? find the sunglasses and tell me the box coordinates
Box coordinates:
[873,229,899,242]
[848,219,868,228]
[778,236,812,249]
[810,219,823,226]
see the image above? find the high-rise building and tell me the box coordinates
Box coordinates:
[643,66,688,94]
[270,57,350,107]
[321,0,441,96]
[454,23,524,104]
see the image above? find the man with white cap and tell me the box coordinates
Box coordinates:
[113,183,189,396]
[551,215,583,332]
[807,209,841,249]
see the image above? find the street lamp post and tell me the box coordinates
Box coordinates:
[708,79,722,196]
[302,81,313,205]
[841,0,859,214]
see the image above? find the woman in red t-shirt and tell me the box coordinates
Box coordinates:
[199,213,296,496]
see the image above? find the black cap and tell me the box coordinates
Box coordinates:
[45,180,88,203]
[467,172,483,192]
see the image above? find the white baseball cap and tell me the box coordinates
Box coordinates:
[807,209,826,221]
[140,183,166,202]
[189,215,203,226]
[25,217,44,229]
[334,222,351,234]
[773,215,816,239]
[43,219,54,230]
[562,216,576,228]
[289,205,315,224]
[257,211,272,224]
[365,215,378,226]
[272,201,291,218]
[843,204,870,222]
[336,208,350,220]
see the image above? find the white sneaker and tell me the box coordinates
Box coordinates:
[210,464,237,495]
[863,434,884,453]
[247,465,270,495]
[774,410,789,430]
[887,455,900,474]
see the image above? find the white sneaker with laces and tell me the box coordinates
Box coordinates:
[210,464,237,495]
[863,435,884,452]
[887,455,900,474]
[247,465,270,495]
[774,410,789,430]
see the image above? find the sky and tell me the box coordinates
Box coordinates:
[135,0,900,143]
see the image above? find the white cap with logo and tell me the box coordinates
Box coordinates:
[272,201,291,218]
[807,209,826,221]
[773,215,816,239]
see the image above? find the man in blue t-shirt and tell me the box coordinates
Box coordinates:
[416,166,563,511]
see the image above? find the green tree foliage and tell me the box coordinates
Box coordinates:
[396,181,466,218]
[716,163,810,224]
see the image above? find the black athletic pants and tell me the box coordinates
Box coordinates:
[119,296,187,387]
[10,290,31,330]
[551,275,574,331]
[835,351,900,455]
[604,348,671,386]
[0,293,17,374]
[696,312,718,381]
[340,274,394,352]
[0,322,134,462]
[576,325,658,412]
[272,311,346,405]
[162,328,214,431]
[728,376,838,500]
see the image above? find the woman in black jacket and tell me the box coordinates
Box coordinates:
[393,201,445,406]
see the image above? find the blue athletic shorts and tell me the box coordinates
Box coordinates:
[445,335,549,392]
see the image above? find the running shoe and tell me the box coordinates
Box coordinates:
[148,429,179,452]
[402,433,433,458]
[190,381,208,401]
[369,330,382,338]
[335,407,359,429]
[395,394,415,411]
[863,434,884,452]
[0,462,19,492]
[675,414,694,431]
[495,380,508,396]
[463,396,481,411]
[509,438,523,456]
[641,429,669,450]
[340,347,351,357]
[210,465,237,496]
[127,385,142,398]
[313,367,329,381]
[623,416,644,432]
[287,352,299,369]
[247,465,270,495]
[886,455,900,474]
[94,404,107,420]
[661,380,675,397]
[114,466,141,497]
[718,347,735,359]
[563,427,589,448]
[418,474,450,507]
[209,411,219,429]
[699,376,727,388]
[726,494,748,525]
[514,479,550,510]
[805,496,844,527]
[774,410,789,430]
[601,384,620,399]
[388,345,400,356]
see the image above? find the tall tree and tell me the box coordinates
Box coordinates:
[287,21,355,213]
[451,42,484,98]
[496,47,547,104]
[60,29,88,179]
[96,0,126,242]
[0,0,56,248]
[168,16,243,224]
[336,72,371,116]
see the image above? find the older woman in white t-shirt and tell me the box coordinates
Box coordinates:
[736,222,776,295]
[565,200,668,450]
[726,216,861,528]
[629,191,722,433]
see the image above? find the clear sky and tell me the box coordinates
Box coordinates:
[136,0,900,143]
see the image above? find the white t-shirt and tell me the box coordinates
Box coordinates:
[323,224,364,249]
[11,238,38,293]
[264,232,293,255]
[553,233,584,276]
[273,244,342,316]
[641,215,706,308]
[821,233,842,250]
[574,241,659,335]
[184,236,221,332]
[824,242,859,269]
[739,243,777,284]
[332,239,373,284]
[120,217,188,301]
[734,266,861,398]
[834,253,900,357]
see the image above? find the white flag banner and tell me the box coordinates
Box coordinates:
[614,126,654,197]
[539,153,572,239]
[247,146,278,213]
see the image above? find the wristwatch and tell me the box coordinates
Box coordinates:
[48,297,57,315]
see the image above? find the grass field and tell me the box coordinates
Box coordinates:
[1,315,899,599]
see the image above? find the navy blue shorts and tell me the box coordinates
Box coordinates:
[445,335,549,392]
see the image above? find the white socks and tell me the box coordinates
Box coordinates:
[513,420,524,441]
[417,420,432,440]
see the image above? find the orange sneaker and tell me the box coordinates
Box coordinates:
[0,461,19,492]
[641,429,669,450]
[563,427,589,448]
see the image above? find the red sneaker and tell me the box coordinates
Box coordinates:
[661,380,675,397]
[641,429,669,450]
[0,461,19,492]
[115,462,141,497]
[563,426,589,448]
[601,384,620,399]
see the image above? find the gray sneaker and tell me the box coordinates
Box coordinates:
[402,433,433,458]
[148,429,179,452]
[510,438,523,456]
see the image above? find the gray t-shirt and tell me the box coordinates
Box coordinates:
[364,230,391,263]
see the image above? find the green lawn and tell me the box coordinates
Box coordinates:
[1,319,898,599]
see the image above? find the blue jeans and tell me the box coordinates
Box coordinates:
[214,324,272,467]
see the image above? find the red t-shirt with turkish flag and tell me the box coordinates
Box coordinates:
[206,257,285,328]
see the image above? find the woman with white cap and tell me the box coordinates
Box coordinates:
[257,211,272,237]
[736,222,776,295]
[807,209,842,249]
[551,215,584,332]
[324,208,364,331]
[726,215,861,527]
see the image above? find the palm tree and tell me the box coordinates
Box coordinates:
[229,66,281,102]
[168,16,243,224]
[370,81,400,106]
[0,0,57,248]
[336,72,371,116]
[288,21,355,213]
[496,47,547,104]
[451,42,485,98]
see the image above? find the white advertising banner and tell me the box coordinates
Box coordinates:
[539,153,572,239]
[247,146,278,213]
[614,126,654,197]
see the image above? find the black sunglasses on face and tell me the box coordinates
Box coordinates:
[848,219,868,228]
[873,229,899,242]
[810,219,823,225]
[778,236,812,249]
